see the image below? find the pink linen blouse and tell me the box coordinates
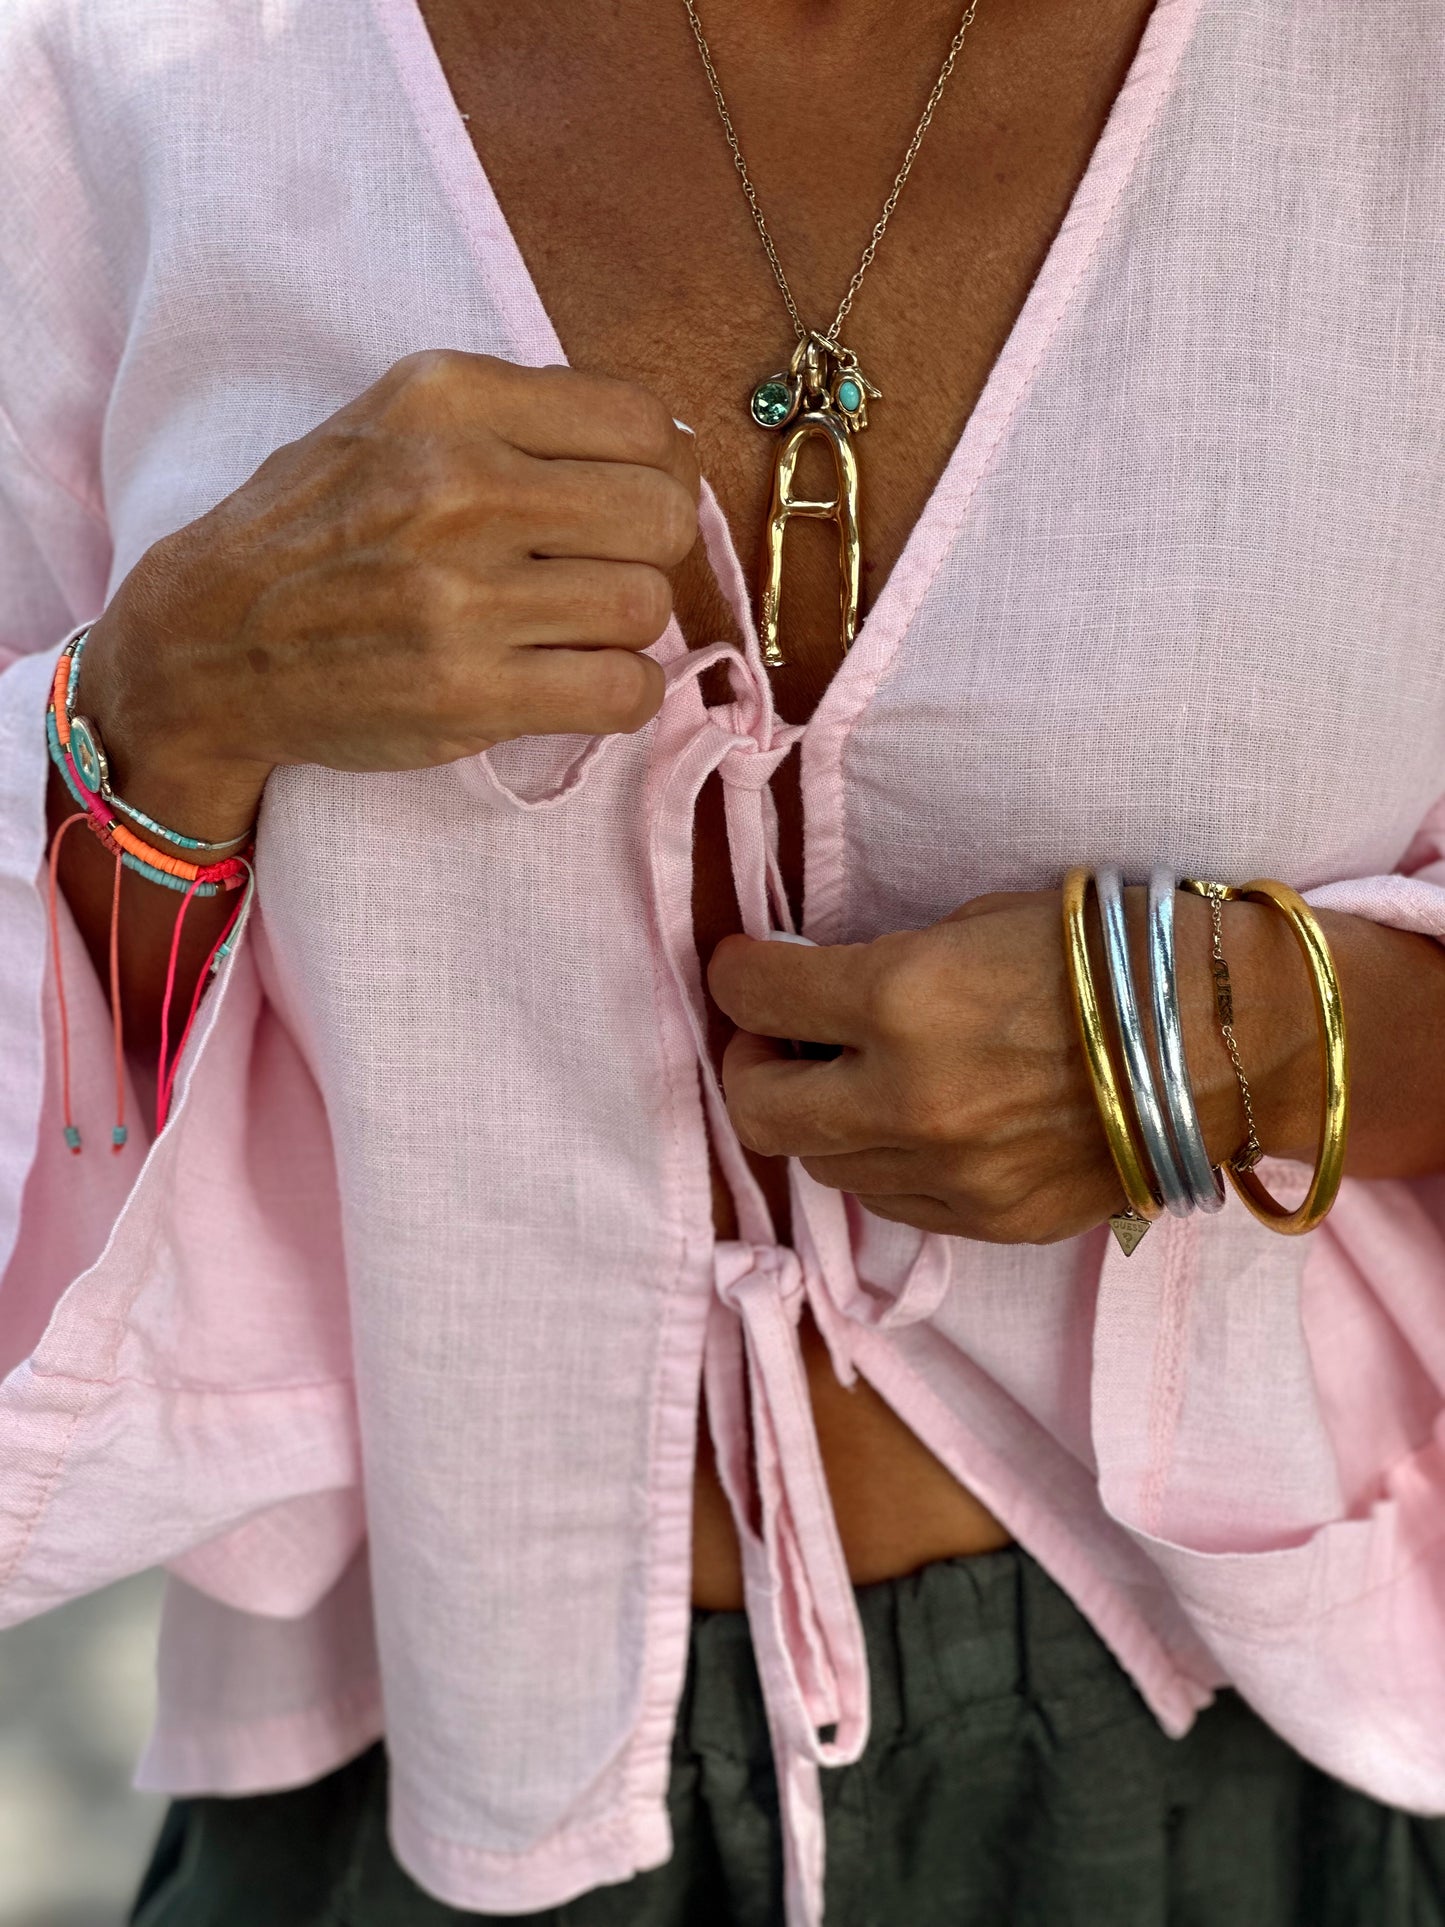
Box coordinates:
[3,1,1445,1923]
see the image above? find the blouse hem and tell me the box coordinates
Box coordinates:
[388,1788,674,1917]
[136,1679,385,1797]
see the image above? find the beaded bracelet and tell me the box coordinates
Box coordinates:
[44,638,255,1155]
[48,708,247,896]
[54,630,254,855]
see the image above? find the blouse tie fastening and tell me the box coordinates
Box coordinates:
[646,635,955,1927]
[706,1235,868,1927]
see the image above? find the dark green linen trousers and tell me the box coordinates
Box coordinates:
[129,1546,1445,1926]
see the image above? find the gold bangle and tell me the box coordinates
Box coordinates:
[1180,877,1349,1234]
[1062,867,1161,1253]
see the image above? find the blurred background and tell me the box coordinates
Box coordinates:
[0,1573,166,1927]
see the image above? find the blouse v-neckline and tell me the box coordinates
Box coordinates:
[367,0,1204,756]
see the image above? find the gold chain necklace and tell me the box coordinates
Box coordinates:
[682,0,981,667]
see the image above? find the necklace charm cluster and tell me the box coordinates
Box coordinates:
[750,332,881,668]
[684,0,980,669]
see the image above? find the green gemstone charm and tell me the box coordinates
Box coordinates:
[68,715,107,795]
[750,378,793,428]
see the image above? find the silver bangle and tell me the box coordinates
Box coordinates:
[1147,871,1226,1213]
[1094,868,1193,1218]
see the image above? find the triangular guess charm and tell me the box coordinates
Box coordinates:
[1109,1212,1151,1258]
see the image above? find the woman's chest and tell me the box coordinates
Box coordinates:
[414,0,1161,967]
[415,0,1159,714]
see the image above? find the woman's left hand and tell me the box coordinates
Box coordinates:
[708,893,1139,1243]
[710,882,1445,1243]
[708,888,1306,1244]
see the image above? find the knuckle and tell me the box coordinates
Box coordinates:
[799,1154,850,1193]
[866,953,930,1041]
[867,938,958,1047]
[967,1160,1043,1243]
[512,360,578,422]
[977,1202,1034,1245]
[855,1193,915,1229]
[529,360,574,397]
[390,347,470,404]
[649,477,699,563]
[611,566,673,643]
[906,1083,959,1147]
[587,648,651,728]
[962,1140,1012,1202]
[675,431,702,502]
[730,1100,780,1159]
[412,560,474,631]
[397,445,481,531]
[621,658,665,731]
[589,655,639,724]
[610,380,677,466]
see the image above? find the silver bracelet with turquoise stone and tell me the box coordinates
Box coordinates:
[61,628,253,854]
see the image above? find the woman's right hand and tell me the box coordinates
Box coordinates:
[78,351,701,841]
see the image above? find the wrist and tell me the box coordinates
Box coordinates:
[1174,889,1319,1166]
[74,598,270,849]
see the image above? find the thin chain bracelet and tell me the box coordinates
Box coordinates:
[1201,884,1264,1174]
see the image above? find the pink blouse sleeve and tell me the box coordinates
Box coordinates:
[1090,796,1445,1809]
[0,1,360,1634]
[1307,791,1445,932]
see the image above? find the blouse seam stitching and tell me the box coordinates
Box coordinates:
[0,1406,86,1598]
[622,736,713,1823]
[0,1209,166,1597]
[148,1679,383,1746]
[394,1796,638,1860]
[27,1367,354,1394]
[1171,1517,1445,1634]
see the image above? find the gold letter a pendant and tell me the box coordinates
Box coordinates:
[759,409,861,670]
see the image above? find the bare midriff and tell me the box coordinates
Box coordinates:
[418,0,1158,1608]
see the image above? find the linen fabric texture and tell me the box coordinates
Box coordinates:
[2,2,1445,1925]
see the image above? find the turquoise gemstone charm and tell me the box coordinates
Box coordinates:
[836,377,863,412]
[750,379,793,428]
[68,714,107,794]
